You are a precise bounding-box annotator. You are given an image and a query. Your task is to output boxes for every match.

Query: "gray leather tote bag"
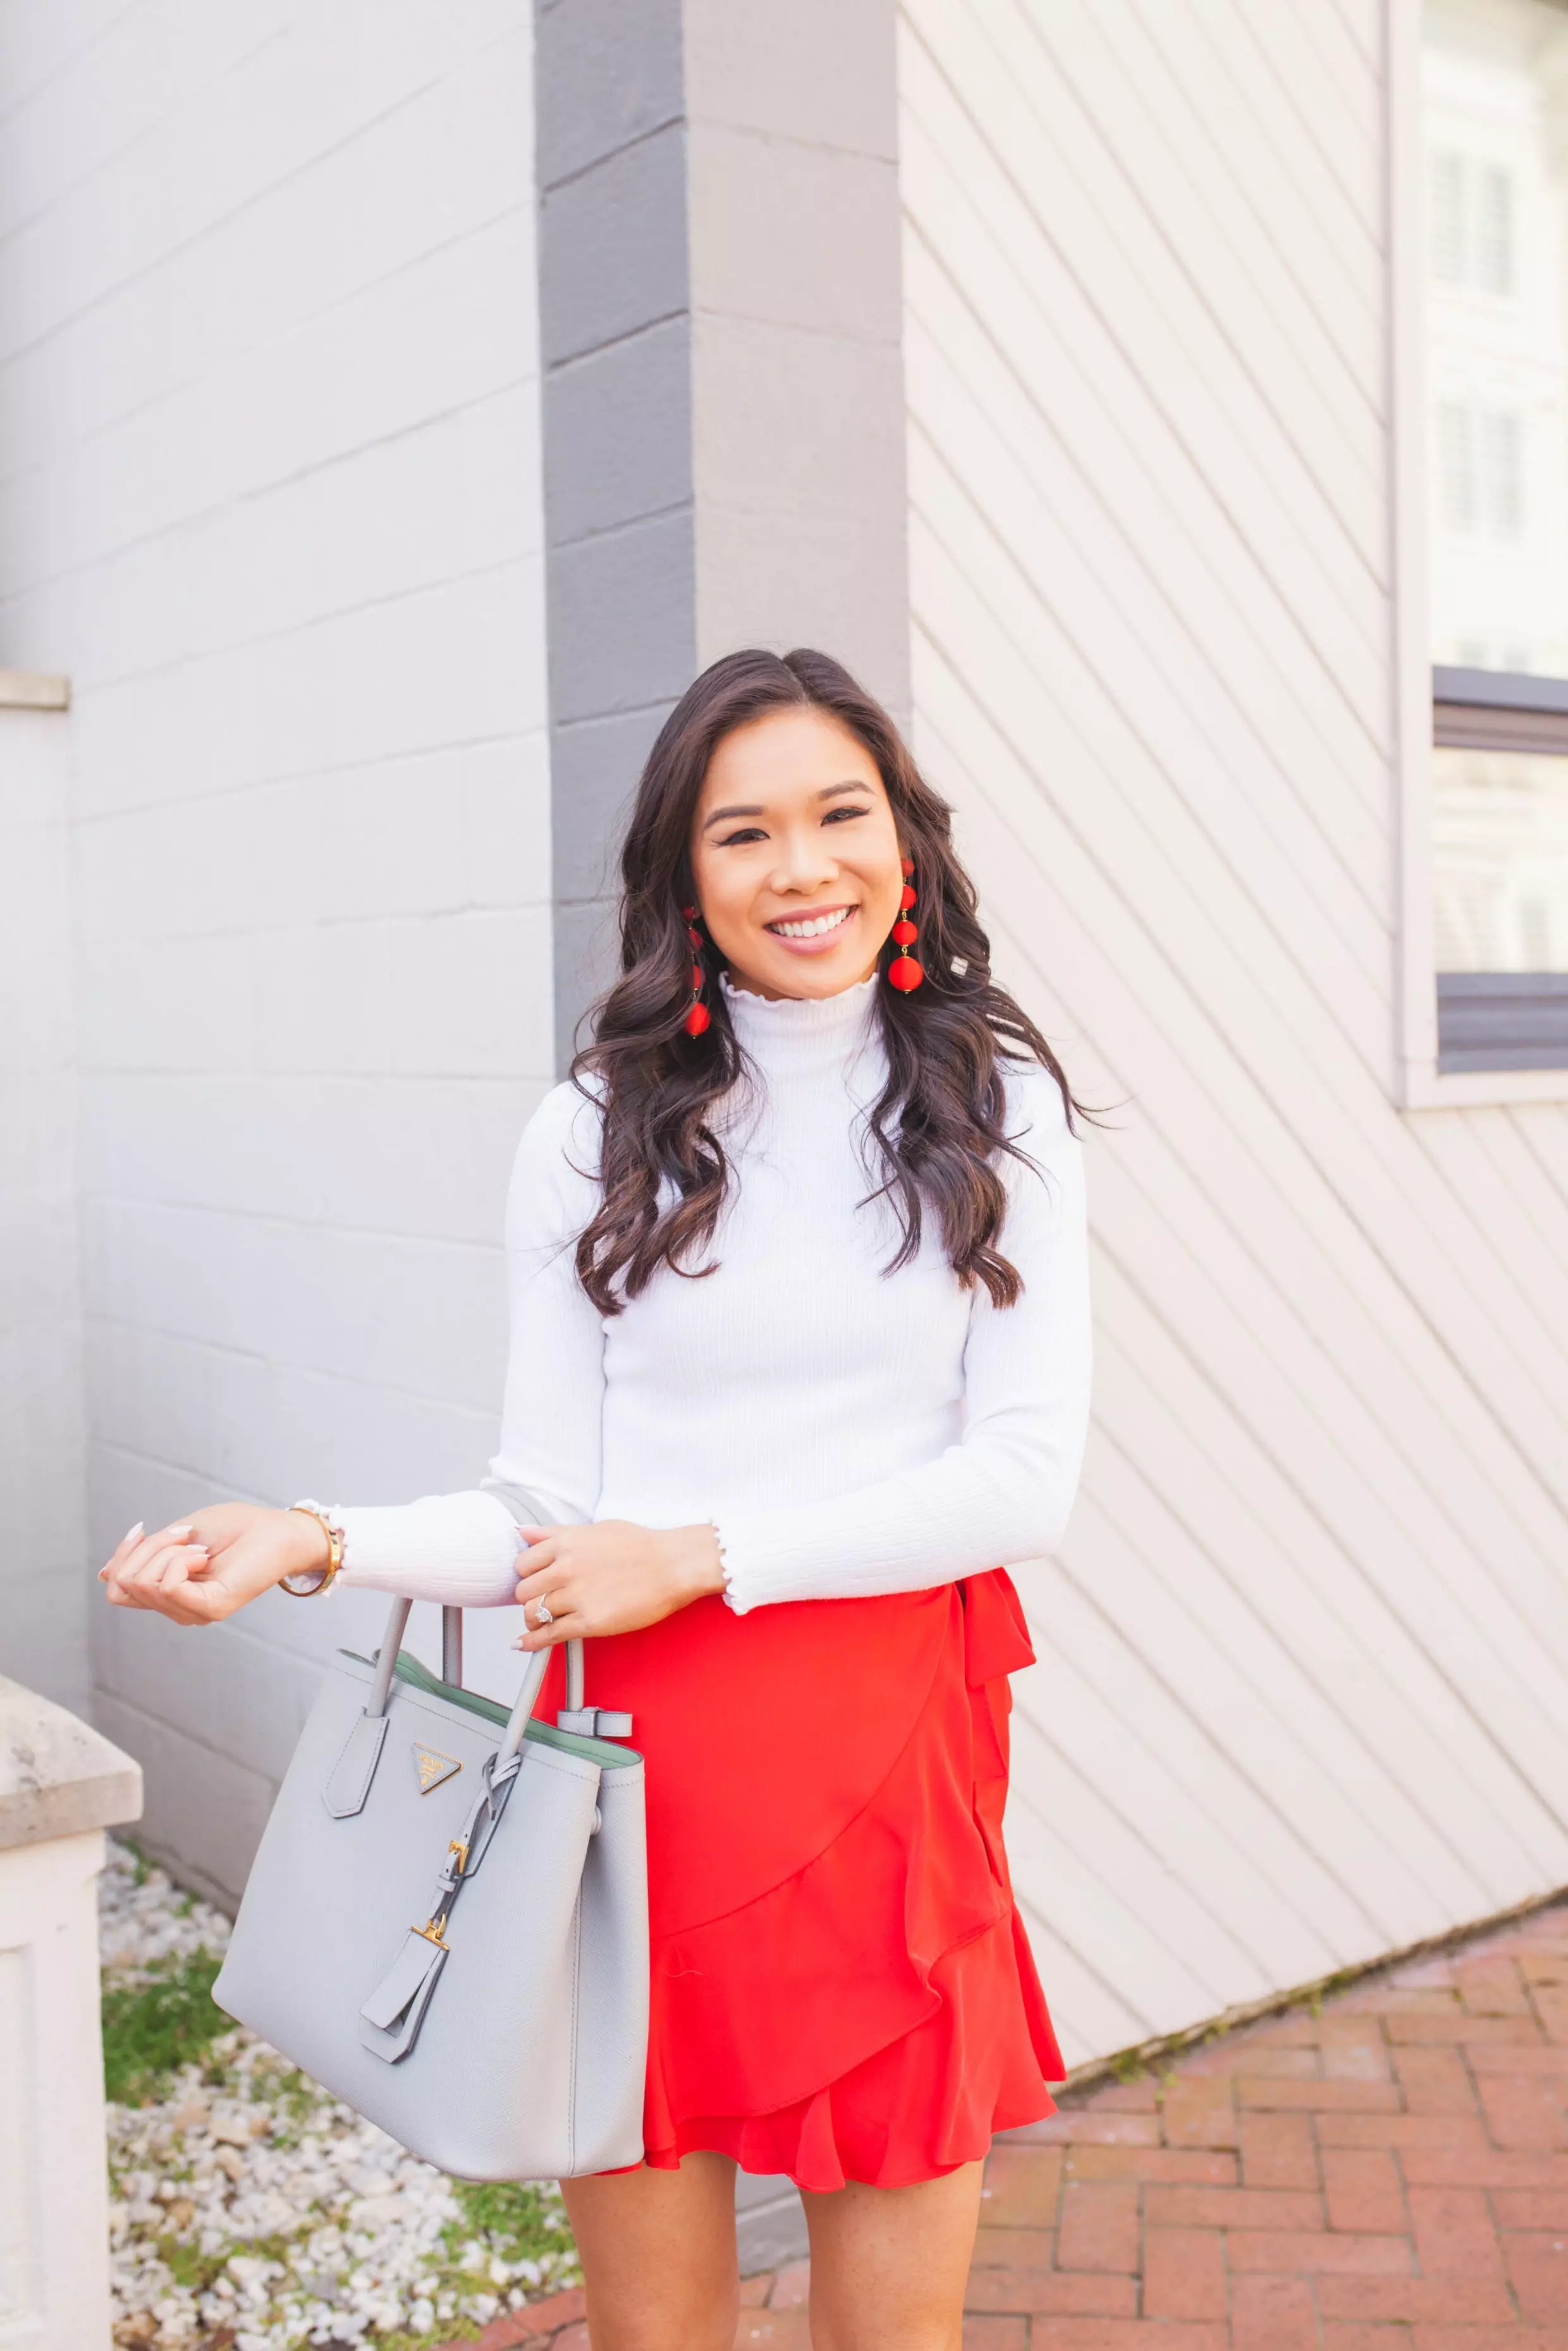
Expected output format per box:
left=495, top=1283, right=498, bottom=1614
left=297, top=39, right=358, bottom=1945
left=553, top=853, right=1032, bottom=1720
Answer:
left=212, top=1598, right=648, bottom=2181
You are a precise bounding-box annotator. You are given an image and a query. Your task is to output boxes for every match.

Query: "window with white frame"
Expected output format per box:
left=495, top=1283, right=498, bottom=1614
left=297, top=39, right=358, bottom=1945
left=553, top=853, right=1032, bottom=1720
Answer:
left=1424, top=0, right=1568, bottom=1070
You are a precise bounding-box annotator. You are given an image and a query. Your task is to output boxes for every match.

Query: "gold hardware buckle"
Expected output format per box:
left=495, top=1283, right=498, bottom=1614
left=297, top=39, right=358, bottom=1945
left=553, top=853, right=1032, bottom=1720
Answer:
left=412, top=1839, right=472, bottom=1948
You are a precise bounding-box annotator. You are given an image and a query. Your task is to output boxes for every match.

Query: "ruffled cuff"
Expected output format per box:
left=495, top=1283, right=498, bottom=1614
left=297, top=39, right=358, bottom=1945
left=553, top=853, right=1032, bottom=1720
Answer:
left=709, top=1519, right=733, bottom=1600
left=713, top=1517, right=752, bottom=1612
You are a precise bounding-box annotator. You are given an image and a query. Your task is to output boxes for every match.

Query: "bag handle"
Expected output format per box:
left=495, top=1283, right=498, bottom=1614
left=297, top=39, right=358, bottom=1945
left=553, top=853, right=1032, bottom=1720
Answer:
left=365, top=1595, right=589, bottom=1734
left=368, top=1598, right=412, bottom=1716
left=499, top=1645, right=553, bottom=1764
left=360, top=1485, right=633, bottom=1738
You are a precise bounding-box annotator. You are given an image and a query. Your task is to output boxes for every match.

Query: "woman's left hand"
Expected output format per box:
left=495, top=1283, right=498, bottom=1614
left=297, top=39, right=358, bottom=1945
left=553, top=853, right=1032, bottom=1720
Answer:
left=511, top=1519, right=726, bottom=1649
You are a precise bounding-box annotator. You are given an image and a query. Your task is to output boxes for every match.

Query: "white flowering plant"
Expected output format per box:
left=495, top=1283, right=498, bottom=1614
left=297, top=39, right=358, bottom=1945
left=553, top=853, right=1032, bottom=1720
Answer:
left=102, top=1842, right=580, bottom=2351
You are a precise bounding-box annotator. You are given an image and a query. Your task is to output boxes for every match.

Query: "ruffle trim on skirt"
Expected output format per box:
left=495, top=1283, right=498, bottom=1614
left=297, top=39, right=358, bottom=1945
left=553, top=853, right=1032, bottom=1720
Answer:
left=636, top=1576, right=1065, bottom=2190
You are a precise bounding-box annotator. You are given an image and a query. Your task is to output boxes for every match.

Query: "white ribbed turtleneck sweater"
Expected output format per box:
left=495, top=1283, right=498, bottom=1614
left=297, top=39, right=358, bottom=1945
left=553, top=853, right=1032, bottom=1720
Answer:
left=334, top=970, right=1091, bottom=1614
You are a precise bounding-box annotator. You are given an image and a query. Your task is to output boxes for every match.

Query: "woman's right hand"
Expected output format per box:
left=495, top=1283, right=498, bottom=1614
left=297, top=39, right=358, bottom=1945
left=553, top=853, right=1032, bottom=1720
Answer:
left=98, top=1504, right=331, bottom=1628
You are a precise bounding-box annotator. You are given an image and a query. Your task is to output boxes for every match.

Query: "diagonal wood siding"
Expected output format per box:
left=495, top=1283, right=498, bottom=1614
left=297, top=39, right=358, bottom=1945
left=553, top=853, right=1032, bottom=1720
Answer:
left=900, top=0, right=1568, bottom=2065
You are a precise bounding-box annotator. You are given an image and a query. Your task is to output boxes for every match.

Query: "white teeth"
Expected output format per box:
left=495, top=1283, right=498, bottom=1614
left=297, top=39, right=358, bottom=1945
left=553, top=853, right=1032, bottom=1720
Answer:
left=769, top=906, right=852, bottom=940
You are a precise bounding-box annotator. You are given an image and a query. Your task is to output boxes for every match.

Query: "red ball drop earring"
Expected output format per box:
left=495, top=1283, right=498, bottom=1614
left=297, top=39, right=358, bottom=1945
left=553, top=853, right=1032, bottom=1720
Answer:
left=887, top=857, right=924, bottom=991
left=681, top=903, right=711, bottom=1035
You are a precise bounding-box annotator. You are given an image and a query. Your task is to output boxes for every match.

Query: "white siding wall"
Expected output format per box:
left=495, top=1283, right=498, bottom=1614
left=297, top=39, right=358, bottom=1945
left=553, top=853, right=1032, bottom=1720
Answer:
left=0, top=2, right=551, bottom=1903
left=0, top=693, right=86, bottom=1717
left=901, top=0, right=1568, bottom=2066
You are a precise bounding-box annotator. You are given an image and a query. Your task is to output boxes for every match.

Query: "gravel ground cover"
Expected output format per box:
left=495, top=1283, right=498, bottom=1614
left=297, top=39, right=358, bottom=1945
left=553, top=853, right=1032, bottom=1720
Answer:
left=102, top=1839, right=580, bottom=2351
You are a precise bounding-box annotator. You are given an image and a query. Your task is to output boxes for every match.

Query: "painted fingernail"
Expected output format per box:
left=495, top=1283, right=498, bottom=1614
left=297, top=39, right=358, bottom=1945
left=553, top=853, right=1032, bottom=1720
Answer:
left=123, top=1521, right=144, bottom=1546
left=168, top=1525, right=193, bottom=1539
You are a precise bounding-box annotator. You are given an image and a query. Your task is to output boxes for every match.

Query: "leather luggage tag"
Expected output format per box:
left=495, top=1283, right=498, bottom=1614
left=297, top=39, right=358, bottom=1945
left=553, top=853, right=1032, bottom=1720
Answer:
left=360, top=1928, right=449, bottom=2062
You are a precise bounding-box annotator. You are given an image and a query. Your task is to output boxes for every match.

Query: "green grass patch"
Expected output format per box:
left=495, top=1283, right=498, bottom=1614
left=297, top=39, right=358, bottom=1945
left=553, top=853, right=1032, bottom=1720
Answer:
left=114, top=1835, right=154, bottom=1887
left=405, top=2183, right=579, bottom=2347
left=443, top=2179, right=577, bottom=2268
left=156, top=2236, right=233, bottom=2293
left=102, top=1948, right=227, bottom=2105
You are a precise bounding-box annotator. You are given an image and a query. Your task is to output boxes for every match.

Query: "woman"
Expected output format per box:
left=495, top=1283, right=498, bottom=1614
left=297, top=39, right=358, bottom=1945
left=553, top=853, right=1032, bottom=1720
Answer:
left=100, top=648, right=1093, bottom=2351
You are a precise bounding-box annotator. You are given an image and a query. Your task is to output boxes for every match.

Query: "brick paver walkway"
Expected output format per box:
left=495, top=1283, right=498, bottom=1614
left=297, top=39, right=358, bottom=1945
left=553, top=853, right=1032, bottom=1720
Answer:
left=443, top=1896, right=1568, bottom=2347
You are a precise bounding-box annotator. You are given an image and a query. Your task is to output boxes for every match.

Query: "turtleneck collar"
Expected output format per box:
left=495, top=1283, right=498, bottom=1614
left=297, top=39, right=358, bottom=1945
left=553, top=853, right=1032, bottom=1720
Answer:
left=720, top=967, right=882, bottom=1081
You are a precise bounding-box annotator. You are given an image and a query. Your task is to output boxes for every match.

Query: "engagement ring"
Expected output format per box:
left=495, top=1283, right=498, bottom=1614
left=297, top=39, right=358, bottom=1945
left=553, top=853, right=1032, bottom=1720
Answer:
left=533, top=1597, right=554, bottom=1626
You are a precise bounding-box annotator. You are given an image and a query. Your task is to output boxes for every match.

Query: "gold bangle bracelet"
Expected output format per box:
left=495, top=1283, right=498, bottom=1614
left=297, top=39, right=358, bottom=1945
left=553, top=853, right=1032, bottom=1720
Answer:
left=280, top=1504, right=344, bottom=1598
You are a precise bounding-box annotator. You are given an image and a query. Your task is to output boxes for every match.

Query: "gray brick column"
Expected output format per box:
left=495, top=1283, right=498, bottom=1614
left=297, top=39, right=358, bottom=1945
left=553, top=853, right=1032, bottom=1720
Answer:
left=535, top=0, right=910, bottom=1071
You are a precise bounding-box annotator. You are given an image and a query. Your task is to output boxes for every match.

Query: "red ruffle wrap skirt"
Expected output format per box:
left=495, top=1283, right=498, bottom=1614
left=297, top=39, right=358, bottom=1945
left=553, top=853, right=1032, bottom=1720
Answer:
left=544, top=1568, right=1063, bottom=2190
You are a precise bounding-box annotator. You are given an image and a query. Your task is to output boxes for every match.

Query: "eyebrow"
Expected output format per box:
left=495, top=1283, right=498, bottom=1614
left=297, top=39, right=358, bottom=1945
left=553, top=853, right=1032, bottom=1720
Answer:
left=701, top=779, right=876, bottom=832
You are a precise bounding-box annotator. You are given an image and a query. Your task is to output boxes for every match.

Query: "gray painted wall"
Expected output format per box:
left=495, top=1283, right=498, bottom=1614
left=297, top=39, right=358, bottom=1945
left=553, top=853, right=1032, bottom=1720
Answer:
left=0, top=692, right=86, bottom=1720
left=536, top=0, right=910, bottom=1069
left=0, top=4, right=554, bottom=1906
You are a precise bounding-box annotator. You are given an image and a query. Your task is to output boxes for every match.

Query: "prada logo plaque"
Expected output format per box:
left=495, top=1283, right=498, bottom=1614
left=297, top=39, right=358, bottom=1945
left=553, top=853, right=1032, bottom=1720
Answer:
left=412, top=1742, right=462, bottom=1795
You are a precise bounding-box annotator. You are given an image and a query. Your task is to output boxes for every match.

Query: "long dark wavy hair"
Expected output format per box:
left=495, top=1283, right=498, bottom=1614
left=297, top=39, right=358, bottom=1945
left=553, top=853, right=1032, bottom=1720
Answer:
left=569, top=648, right=1086, bottom=1317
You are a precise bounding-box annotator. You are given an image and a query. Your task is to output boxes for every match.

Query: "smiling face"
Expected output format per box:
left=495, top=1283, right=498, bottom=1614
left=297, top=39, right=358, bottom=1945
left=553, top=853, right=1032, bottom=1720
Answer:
left=688, top=705, right=906, bottom=1002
